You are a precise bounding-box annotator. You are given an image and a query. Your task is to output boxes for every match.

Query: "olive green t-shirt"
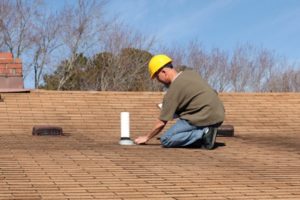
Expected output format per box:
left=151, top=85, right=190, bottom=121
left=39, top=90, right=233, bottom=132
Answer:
left=159, top=70, right=225, bottom=127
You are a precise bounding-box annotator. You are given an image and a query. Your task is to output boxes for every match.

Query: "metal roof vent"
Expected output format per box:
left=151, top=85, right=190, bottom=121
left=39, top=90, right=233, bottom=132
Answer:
left=217, top=125, right=234, bottom=137
left=32, top=125, right=63, bottom=136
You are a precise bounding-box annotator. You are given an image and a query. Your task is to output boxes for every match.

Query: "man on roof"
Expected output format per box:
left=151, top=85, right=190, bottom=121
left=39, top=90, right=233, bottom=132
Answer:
left=134, top=54, right=225, bottom=149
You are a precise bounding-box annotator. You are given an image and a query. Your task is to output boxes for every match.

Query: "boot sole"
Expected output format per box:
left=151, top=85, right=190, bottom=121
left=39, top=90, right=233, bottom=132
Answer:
left=203, top=128, right=217, bottom=150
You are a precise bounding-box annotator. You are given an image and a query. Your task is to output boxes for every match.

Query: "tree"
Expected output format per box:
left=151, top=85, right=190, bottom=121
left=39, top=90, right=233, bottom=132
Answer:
left=0, top=0, right=36, bottom=58
left=30, top=11, right=62, bottom=88
left=97, top=20, right=157, bottom=91
left=263, top=64, right=300, bottom=92
left=42, top=53, right=88, bottom=90
left=208, top=48, right=230, bottom=92
left=229, top=45, right=254, bottom=91
left=42, top=49, right=158, bottom=91
left=118, top=48, right=153, bottom=91
left=87, top=52, right=114, bottom=91
left=56, top=0, right=107, bottom=90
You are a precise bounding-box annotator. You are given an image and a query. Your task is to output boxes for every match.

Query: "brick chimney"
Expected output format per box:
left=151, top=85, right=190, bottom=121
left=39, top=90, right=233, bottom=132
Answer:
left=0, top=52, right=24, bottom=89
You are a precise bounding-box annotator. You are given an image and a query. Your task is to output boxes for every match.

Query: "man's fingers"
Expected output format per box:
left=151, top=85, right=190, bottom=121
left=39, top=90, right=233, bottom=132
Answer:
left=134, top=137, right=147, bottom=145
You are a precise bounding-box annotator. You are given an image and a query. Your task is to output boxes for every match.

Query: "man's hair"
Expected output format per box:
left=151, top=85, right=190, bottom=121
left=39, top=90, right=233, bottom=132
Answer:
left=155, top=62, right=173, bottom=77
left=163, top=62, right=173, bottom=69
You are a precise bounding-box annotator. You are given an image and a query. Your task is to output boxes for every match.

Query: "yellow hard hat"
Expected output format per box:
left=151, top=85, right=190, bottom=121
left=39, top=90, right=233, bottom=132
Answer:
left=148, top=54, right=172, bottom=79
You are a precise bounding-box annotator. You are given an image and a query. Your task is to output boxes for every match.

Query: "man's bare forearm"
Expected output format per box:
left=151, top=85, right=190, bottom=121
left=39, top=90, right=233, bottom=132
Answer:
left=135, top=119, right=167, bottom=144
left=146, top=119, right=166, bottom=140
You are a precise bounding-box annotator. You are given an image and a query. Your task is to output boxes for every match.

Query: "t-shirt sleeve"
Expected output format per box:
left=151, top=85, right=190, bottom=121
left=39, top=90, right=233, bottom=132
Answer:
left=159, top=91, right=178, bottom=121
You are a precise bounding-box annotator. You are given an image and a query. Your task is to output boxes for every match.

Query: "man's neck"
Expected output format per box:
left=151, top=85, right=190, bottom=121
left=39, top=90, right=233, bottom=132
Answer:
left=171, top=71, right=182, bottom=82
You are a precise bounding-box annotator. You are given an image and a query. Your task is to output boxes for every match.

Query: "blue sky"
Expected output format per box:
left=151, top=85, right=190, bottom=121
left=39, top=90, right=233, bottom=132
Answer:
left=105, top=0, right=300, bottom=62
left=24, top=0, right=299, bottom=88
left=43, top=0, right=300, bottom=61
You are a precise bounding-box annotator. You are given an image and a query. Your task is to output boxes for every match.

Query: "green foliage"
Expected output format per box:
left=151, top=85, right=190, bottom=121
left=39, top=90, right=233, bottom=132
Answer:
left=41, top=49, right=162, bottom=91
left=41, top=53, right=88, bottom=90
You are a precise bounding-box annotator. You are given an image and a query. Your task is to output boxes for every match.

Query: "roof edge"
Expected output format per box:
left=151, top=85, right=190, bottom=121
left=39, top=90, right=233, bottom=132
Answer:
left=0, top=89, right=31, bottom=93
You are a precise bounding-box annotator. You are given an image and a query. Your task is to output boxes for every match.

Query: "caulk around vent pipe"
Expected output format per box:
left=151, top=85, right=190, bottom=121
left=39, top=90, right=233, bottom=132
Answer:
left=119, top=112, right=134, bottom=145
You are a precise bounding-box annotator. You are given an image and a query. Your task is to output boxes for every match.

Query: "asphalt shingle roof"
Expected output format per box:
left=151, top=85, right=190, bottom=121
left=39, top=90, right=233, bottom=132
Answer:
left=0, top=90, right=299, bottom=200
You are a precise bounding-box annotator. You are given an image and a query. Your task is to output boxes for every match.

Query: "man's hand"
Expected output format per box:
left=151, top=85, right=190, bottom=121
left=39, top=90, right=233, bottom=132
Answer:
left=135, top=119, right=167, bottom=145
left=134, top=136, right=149, bottom=145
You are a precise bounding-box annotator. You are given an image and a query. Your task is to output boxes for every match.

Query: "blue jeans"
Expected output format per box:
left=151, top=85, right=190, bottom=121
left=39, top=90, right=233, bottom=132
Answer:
left=160, top=119, right=206, bottom=148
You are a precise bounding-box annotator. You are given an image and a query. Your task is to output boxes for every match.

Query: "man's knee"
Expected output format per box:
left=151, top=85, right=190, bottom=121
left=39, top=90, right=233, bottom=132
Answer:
left=160, top=135, right=171, bottom=147
left=160, top=134, right=184, bottom=148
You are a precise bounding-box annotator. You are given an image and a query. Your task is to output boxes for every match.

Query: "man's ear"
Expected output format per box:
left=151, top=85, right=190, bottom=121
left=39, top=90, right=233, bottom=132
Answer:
left=160, top=69, right=166, bottom=76
left=161, top=68, right=169, bottom=75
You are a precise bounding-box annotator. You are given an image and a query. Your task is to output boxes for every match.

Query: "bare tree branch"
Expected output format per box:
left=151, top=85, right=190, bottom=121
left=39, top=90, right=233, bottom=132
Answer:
left=57, top=0, right=107, bottom=90
left=0, top=0, right=35, bottom=58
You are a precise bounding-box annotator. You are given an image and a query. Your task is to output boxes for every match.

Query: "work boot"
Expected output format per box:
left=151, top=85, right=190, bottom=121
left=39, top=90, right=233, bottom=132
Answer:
left=202, top=127, right=218, bottom=150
